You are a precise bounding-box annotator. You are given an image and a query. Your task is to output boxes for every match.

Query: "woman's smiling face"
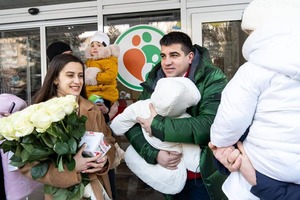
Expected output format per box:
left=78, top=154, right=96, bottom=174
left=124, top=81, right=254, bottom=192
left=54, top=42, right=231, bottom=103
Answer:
left=55, top=61, right=84, bottom=97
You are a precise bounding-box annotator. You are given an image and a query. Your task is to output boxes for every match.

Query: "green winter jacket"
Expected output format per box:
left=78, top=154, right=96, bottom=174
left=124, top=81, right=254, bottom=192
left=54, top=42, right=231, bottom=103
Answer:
left=125, top=44, right=228, bottom=200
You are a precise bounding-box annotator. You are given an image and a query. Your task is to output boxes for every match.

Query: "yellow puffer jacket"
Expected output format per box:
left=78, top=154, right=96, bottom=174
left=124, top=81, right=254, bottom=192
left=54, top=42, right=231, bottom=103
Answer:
left=85, top=44, right=119, bottom=103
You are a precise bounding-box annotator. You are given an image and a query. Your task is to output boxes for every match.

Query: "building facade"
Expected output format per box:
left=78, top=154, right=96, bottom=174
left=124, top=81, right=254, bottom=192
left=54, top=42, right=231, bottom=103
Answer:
left=0, top=0, right=250, bottom=103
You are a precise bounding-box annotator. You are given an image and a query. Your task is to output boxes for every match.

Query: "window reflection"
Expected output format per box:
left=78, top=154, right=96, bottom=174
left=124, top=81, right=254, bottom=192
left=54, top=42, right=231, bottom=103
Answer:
left=202, top=21, right=248, bottom=80
left=0, top=30, right=41, bottom=104
left=46, top=23, right=98, bottom=62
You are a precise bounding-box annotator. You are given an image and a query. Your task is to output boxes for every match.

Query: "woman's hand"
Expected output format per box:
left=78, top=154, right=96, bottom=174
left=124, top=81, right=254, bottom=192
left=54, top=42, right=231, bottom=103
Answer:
left=0, top=111, right=10, bottom=118
left=74, top=144, right=108, bottom=173
left=156, top=150, right=182, bottom=170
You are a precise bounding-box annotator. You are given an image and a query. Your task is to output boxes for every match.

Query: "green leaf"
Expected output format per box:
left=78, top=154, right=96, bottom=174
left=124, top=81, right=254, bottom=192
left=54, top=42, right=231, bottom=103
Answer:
left=52, top=188, right=71, bottom=200
left=66, top=112, right=78, bottom=124
left=29, top=150, right=54, bottom=162
left=9, top=154, right=26, bottom=167
left=58, top=156, right=64, bottom=172
left=78, top=115, right=88, bottom=123
left=68, top=138, right=77, bottom=154
left=72, top=128, right=85, bottom=140
left=31, top=162, right=49, bottom=180
left=47, top=124, right=68, bottom=141
left=44, top=184, right=59, bottom=194
left=68, top=183, right=85, bottom=200
left=21, top=143, right=35, bottom=153
left=21, top=143, right=54, bottom=162
left=20, top=148, right=31, bottom=162
left=53, top=142, right=69, bottom=155
left=0, top=140, right=17, bottom=153
left=21, top=134, right=36, bottom=144
left=66, top=158, right=75, bottom=171
left=41, top=133, right=55, bottom=148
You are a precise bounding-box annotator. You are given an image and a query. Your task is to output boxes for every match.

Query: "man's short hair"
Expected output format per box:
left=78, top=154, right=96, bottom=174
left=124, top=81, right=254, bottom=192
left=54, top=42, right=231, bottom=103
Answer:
left=160, top=31, right=194, bottom=55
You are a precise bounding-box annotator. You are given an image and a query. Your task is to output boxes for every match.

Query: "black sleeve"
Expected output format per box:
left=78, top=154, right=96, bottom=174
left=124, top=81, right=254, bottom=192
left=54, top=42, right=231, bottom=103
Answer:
left=0, top=153, right=6, bottom=199
left=251, top=171, right=300, bottom=200
left=213, top=157, right=231, bottom=175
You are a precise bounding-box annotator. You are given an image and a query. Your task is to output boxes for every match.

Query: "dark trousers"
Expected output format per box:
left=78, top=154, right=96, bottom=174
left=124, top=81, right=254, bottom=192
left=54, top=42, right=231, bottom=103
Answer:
left=108, top=169, right=117, bottom=199
left=173, top=178, right=210, bottom=200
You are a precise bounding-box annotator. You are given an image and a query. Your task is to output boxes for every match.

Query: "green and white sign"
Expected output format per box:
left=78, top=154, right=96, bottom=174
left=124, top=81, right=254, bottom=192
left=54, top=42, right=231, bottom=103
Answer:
left=115, top=25, right=164, bottom=91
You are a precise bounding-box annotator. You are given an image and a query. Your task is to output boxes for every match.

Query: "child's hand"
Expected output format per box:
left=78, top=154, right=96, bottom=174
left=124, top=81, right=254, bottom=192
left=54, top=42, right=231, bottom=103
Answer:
left=237, top=142, right=257, bottom=186
left=108, top=102, right=119, bottom=120
left=96, top=103, right=109, bottom=114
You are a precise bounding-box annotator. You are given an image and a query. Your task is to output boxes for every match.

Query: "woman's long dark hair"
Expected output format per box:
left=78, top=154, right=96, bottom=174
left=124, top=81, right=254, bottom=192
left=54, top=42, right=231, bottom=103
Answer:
left=33, top=54, right=88, bottom=104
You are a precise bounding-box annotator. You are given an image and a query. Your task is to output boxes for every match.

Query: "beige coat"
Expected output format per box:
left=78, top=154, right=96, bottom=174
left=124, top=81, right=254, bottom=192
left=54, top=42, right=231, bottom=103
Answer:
left=20, top=96, right=116, bottom=200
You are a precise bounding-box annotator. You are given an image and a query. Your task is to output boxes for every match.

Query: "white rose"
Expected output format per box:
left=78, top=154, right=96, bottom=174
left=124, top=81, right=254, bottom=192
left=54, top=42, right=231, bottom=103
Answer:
left=30, top=107, right=52, bottom=133
left=60, top=95, right=78, bottom=115
left=43, top=103, right=66, bottom=122
left=19, top=104, right=40, bottom=120
left=0, top=117, right=18, bottom=141
left=12, top=112, right=35, bottom=138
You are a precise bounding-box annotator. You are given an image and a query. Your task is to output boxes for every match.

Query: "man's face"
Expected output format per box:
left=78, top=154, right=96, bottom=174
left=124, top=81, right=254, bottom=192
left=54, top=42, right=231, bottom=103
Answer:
left=160, top=44, right=194, bottom=77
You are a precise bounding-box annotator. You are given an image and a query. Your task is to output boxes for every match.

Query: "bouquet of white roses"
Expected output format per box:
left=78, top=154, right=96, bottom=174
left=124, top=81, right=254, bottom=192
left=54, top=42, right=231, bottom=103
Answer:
left=0, top=95, right=89, bottom=199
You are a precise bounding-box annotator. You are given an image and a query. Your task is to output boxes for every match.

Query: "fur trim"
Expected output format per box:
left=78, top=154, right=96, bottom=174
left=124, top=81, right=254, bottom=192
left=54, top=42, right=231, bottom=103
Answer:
left=85, top=44, right=120, bottom=60
left=85, top=67, right=101, bottom=86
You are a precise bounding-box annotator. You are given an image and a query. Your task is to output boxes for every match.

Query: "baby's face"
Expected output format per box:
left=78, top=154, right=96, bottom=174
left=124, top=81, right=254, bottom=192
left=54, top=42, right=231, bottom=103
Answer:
left=90, top=41, right=104, bottom=56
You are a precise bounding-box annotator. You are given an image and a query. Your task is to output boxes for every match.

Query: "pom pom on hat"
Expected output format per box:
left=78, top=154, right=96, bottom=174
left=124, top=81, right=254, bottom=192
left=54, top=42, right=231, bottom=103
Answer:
left=90, top=31, right=110, bottom=46
left=46, top=41, right=72, bottom=61
left=241, top=0, right=300, bottom=32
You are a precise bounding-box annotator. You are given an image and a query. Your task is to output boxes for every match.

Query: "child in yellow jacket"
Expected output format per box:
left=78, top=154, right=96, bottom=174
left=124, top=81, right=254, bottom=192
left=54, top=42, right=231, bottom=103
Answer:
left=85, top=31, right=120, bottom=112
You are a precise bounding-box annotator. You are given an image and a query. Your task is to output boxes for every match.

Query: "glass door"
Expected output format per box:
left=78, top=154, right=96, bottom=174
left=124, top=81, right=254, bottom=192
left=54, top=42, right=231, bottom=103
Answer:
left=0, top=29, right=40, bottom=104
left=46, top=23, right=98, bottom=62
left=191, top=9, right=248, bottom=80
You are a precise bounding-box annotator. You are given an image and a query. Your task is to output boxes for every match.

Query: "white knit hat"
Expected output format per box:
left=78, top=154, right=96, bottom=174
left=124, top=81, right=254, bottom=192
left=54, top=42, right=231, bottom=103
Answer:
left=90, top=31, right=110, bottom=46
left=242, top=0, right=300, bottom=32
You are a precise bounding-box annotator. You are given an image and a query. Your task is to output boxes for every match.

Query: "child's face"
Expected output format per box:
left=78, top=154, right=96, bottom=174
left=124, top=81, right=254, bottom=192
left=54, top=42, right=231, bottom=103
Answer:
left=90, top=41, right=104, bottom=57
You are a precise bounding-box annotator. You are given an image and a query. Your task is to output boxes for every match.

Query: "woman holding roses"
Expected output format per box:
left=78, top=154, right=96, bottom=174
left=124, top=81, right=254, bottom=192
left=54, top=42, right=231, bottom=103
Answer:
left=20, top=54, right=116, bottom=200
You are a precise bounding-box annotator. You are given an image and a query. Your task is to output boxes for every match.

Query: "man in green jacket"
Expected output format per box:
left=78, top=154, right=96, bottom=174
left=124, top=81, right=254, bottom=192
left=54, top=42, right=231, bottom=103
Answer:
left=125, top=31, right=228, bottom=200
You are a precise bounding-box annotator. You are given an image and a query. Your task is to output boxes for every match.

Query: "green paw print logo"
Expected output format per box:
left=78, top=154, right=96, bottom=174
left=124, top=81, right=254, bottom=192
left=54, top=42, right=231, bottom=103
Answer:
left=116, top=25, right=164, bottom=91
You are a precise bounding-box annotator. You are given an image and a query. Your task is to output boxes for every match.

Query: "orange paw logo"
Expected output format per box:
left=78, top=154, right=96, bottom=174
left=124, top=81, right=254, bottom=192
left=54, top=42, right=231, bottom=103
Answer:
left=115, top=25, right=164, bottom=91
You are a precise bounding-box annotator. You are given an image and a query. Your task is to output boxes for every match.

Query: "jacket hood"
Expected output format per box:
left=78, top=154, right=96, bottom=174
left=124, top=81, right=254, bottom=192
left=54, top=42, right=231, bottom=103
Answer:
left=242, top=16, right=300, bottom=81
left=150, top=77, right=201, bottom=118
left=85, top=44, right=120, bottom=60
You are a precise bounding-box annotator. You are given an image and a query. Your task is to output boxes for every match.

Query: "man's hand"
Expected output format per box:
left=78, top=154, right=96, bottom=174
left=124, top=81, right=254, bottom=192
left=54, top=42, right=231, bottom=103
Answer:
left=136, top=103, right=157, bottom=135
left=208, top=142, right=241, bottom=172
left=156, top=150, right=182, bottom=170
